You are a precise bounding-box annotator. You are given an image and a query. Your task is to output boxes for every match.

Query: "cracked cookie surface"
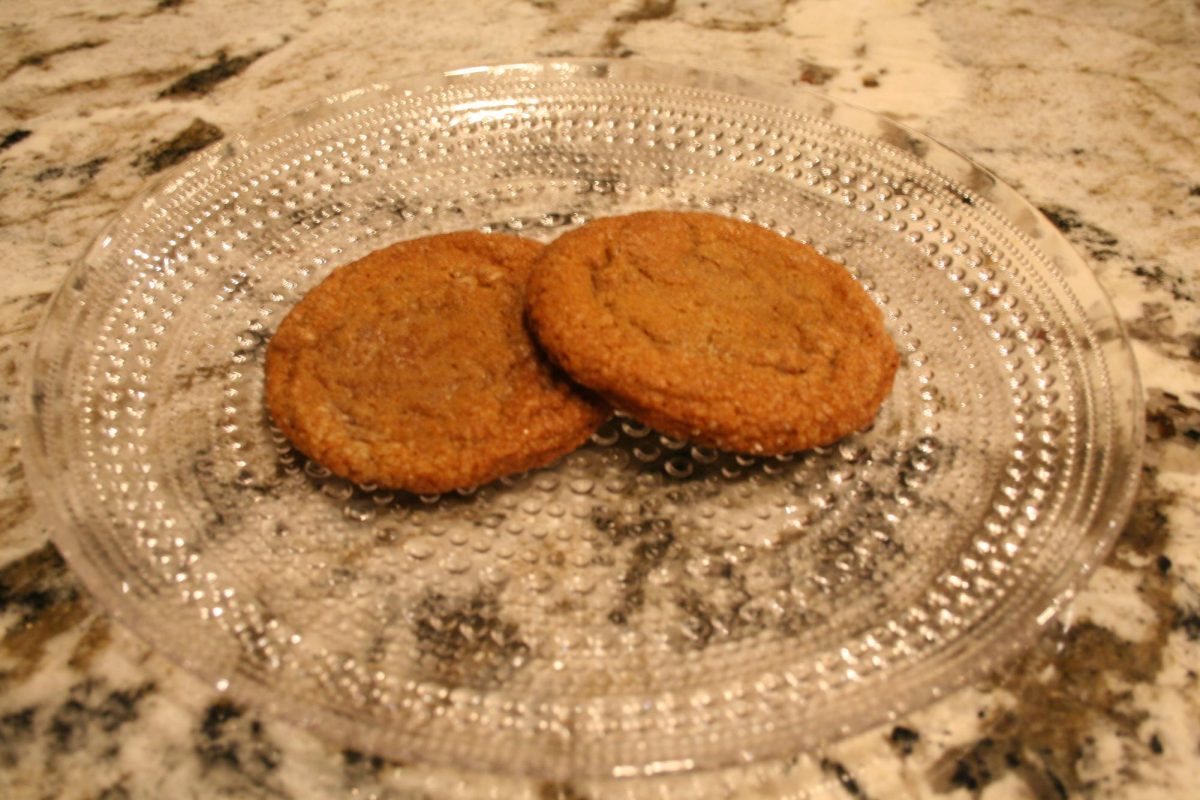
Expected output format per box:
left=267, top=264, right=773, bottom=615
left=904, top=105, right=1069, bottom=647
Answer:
left=265, top=231, right=608, bottom=493
left=527, top=211, right=898, bottom=453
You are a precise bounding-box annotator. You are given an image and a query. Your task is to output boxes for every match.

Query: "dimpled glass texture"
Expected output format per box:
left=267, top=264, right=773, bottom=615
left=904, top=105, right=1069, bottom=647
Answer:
left=24, top=61, right=1142, bottom=779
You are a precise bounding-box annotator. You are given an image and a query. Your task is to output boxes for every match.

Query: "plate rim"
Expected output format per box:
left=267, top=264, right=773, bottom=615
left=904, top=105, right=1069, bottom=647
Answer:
left=21, top=57, right=1145, bottom=779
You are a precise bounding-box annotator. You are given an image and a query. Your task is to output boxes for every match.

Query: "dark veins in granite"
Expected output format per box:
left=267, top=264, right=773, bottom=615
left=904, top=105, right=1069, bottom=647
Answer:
left=599, top=0, right=677, bottom=58
left=0, top=707, right=34, bottom=768
left=159, top=48, right=272, bottom=99
left=926, top=389, right=1200, bottom=798
left=1, top=292, right=52, bottom=533
left=5, top=39, right=107, bottom=79
left=1131, top=263, right=1195, bottom=303
left=1041, top=203, right=1194, bottom=301
left=889, top=724, right=921, bottom=757
left=33, top=156, right=107, bottom=183
left=0, top=544, right=160, bottom=785
left=589, top=0, right=797, bottom=57
left=136, top=117, right=224, bottom=174
left=1125, top=301, right=1200, bottom=362
left=821, top=757, right=872, bottom=799
left=341, top=747, right=389, bottom=783
left=0, top=129, right=32, bottom=151
left=0, top=675, right=154, bottom=779
left=1039, top=204, right=1121, bottom=262
left=0, top=544, right=90, bottom=691
left=798, top=60, right=838, bottom=86
left=197, top=700, right=281, bottom=778
left=49, top=679, right=157, bottom=755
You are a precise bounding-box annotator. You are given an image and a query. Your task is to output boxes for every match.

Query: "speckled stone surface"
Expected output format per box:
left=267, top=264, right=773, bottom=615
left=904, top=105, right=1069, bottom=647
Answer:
left=1, top=1, right=1197, bottom=798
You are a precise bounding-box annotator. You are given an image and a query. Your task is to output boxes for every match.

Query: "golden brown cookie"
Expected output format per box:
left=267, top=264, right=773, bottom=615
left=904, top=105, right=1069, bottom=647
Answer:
left=526, top=211, right=898, bottom=454
left=265, top=231, right=608, bottom=494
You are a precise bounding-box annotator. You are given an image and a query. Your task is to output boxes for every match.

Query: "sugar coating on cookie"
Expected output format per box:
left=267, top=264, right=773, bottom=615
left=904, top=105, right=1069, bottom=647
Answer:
left=526, top=211, right=898, bottom=454
left=265, top=231, right=608, bottom=494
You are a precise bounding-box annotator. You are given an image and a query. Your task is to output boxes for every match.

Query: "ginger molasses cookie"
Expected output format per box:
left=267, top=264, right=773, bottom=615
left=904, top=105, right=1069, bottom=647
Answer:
left=265, top=232, right=608, bottom=494
left=526, top=211, right=898, bottom=454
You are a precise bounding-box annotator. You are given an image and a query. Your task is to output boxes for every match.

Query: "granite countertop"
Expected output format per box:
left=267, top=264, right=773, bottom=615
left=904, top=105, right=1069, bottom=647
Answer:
left=2, top=1, right=1198, bottom=797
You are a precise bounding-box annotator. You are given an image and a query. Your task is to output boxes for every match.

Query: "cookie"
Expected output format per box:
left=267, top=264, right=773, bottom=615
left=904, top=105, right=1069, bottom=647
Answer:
left=265, top=231, right=609, bottom=494
left=526, top=211, right=898, bottom=454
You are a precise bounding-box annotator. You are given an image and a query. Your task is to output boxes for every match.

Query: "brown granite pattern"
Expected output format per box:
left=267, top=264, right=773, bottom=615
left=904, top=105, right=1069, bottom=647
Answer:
left=1, top=0, right=1197, bottom=797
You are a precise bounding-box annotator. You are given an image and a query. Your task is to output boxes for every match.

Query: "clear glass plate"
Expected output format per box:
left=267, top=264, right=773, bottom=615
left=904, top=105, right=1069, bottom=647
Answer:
left=23, top=60, right=1142, bottom=779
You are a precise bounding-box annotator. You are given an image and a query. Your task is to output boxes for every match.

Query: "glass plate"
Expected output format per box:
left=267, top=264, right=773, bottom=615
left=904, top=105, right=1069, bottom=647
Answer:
left=23, top=60, right=1142, bottom=779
